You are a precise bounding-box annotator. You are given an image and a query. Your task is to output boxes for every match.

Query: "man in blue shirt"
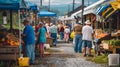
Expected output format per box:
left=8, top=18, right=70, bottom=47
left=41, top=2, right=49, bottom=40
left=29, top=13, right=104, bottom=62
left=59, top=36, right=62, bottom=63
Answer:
left=22, top=20, right=35, bottom=64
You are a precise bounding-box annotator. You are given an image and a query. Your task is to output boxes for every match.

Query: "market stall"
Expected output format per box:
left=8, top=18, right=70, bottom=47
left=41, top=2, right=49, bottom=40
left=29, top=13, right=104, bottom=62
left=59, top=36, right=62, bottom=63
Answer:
left=37, top=10, right=57, bottom=46
left=0, top=0, right=26, bottom=63
left=95, top=0, right=120, bottom=54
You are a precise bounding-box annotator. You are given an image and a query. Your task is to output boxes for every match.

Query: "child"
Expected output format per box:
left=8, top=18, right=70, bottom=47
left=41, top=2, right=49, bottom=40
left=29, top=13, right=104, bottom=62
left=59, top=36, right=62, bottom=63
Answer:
left=64, top=26, right=70, bottom=42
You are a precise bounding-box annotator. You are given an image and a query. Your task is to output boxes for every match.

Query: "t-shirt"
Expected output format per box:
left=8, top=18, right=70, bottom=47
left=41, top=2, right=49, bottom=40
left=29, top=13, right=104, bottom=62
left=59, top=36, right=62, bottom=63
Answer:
left=38, top=27, right=46, bottom=43
left=23, top=25, right=35, bottom=45
left=64, top=28, right=70, bottom=33
left=82, top=25, right=93, bottom=41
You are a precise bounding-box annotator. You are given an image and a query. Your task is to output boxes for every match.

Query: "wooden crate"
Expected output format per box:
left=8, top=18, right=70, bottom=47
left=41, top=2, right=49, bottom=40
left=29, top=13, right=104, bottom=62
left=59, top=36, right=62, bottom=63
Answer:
left=46, top=37, right=53, bottom=46
left=0, top=46, right=20, bottom=61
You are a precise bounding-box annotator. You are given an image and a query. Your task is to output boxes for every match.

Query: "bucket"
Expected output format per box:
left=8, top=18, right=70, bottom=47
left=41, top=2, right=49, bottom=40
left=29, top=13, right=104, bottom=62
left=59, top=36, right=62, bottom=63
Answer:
left=108, top=54, right=119, bottom=66
left=18, top=57, right=29, bottom=67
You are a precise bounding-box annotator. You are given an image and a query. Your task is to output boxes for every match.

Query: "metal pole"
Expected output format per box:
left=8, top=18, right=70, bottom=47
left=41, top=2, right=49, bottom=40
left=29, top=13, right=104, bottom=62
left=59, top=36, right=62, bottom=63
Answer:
left=73, top=0, right=75, bottom=12
left=49, top=0, right=50, bottom=11
left=82, top=0, right=84, bottom=24
left=41, top=0, right=42, bottom=6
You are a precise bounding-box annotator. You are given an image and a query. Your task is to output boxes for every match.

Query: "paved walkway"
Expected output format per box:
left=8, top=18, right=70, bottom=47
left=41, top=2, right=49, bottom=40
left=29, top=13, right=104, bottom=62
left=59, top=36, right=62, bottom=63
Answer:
left=30, top=42, right=108, bottom=67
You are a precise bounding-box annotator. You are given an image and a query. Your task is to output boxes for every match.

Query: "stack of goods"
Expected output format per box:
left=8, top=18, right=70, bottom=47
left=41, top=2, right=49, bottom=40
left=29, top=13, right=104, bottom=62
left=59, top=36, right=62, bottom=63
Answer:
left=102, top=39, right=120, bottom=49
left=111, top=30, right=120, bottom=37
left=94, top=29, right=108, bottom=39
left=7, top=33, right=20, bottom=46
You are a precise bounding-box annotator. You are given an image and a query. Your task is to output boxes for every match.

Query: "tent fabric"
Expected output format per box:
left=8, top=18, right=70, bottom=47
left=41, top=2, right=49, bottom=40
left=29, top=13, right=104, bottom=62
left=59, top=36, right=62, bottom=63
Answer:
left=96, top=4, right=111, bottom=15
left=96, top=0, right=120, bottom=19
left=38, top=11, right=56, bottom=17
left=25, top=1, right=38, bottom=11
left=0, top=0, right=26, bottom=10
left=71, top=0, right=106, bottom=18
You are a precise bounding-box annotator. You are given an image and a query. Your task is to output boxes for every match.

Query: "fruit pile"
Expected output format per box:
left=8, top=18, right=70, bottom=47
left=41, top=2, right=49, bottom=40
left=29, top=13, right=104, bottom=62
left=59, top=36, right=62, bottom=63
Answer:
left=7, top=33, right=20, bottom=46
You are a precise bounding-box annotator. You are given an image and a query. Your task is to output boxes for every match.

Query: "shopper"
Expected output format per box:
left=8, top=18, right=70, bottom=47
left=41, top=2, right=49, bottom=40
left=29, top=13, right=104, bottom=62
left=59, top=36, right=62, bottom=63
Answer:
left=49, top=23, right=58, bottom=46
left=73, top=22, right=82, bottom=53
left=82, top=20, right=94, bottom=57
left=64, top=26, right=70, bottom=42
left=37, top=22, right=47, bottom=57
left=22, top=20, right=35, bottom=64
left=59, top=23, right=64, bottom=40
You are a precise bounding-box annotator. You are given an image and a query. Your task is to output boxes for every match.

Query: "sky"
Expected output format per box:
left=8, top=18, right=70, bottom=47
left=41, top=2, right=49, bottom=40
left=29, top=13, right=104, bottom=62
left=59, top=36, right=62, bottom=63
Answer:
left=26, top=0, right=98, bottom=6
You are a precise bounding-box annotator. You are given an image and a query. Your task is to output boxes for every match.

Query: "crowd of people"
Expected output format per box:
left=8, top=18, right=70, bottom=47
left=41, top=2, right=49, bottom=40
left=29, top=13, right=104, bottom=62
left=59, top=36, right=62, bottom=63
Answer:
left=21, top=18, right=94, bottom=65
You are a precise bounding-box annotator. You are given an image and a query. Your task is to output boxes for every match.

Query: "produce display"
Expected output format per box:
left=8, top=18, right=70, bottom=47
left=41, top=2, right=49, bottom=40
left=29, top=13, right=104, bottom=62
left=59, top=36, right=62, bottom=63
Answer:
left=7, top=33, right=20, bottom=46
left=94, top=29, right=108, bottom=39
left=111, top=30, right=120, bottom=37
left=102, top=39, right=120, bottom=46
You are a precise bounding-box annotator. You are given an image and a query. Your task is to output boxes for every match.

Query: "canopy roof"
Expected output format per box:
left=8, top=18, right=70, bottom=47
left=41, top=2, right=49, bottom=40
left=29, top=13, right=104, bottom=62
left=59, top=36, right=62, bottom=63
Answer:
left=71, top=0, right=114, bottom=18
left=96, top=0, right=120, bottom=19
left=38, top=11, right=56, bottom=17
left=0, top=0, right=26, bottom=10
left=25, top=1, right=38, bottom=11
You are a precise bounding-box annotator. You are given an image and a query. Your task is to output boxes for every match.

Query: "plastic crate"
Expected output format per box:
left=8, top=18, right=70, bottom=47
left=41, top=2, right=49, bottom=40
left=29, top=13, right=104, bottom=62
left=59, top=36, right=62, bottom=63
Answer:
left=18, top=57, right=29, bottom=67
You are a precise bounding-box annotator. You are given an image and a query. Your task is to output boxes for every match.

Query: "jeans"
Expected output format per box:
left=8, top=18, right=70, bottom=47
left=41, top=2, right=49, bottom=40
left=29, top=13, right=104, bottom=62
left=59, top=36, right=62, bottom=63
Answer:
left=25, top=44, right=35, bottom=63
left=51, top=33, right=57, bottom=46
left=74, top=34, right=82, bottom=53
left=60, top=32, right=64, bottom=40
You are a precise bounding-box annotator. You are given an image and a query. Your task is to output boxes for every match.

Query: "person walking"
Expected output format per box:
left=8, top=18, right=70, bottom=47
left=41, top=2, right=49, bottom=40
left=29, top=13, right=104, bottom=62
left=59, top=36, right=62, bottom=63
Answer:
left=59, top=23, right=64, bottom=40
left=37, top=22, right=47, bottom=57
left=49, top=23, right=58, bottom=46
left=73, top=22, right=82, bottom=53
left=22, top=20, right=35, bottom=64
left=64, top=26, right=70, bottom=42
left=82, top=20, right=94, bottom=57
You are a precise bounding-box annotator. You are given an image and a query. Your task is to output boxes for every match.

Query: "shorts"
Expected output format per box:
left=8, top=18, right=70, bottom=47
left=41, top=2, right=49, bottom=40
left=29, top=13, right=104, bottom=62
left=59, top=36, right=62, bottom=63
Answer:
left=39, top=43, right=44, bottom=49
left=82, top=40, right=92, bottom=48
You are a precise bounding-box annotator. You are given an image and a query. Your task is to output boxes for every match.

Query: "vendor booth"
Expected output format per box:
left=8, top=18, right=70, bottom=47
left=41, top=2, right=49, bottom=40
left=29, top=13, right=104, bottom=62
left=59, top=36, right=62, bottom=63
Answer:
left=0, top=0, right=27, bottom=65
left=37, top=10, right=57, bottom=46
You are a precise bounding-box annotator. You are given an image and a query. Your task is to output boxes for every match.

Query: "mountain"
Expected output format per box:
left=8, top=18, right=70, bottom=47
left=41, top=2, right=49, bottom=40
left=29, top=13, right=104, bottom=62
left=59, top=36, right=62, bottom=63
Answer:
left=49, top=0, right=98, bottom=16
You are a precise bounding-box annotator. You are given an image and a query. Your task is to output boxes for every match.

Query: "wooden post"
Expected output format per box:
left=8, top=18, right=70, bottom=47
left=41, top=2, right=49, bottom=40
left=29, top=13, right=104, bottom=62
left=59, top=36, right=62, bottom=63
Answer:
left=82, top=0, right=84, bottom=24
left=10, top=10, right=13, bottom=32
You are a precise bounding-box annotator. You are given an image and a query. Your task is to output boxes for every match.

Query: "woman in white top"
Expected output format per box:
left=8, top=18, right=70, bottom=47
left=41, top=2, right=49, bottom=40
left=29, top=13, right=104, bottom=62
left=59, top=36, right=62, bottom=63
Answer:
left=64, top=26, right=70, bottom=42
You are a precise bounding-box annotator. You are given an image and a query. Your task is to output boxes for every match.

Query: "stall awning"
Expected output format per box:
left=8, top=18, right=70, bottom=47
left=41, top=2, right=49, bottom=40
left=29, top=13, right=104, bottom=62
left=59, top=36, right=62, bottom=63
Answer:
left=38, top=11, right=56, bottom=17
left=96, top=0, right=120, bottom=19
left=0, top=0, right=26, bottom=10
left=96, top=4, right=110, bottom=15
left=25, top=1, right=38, bottom=11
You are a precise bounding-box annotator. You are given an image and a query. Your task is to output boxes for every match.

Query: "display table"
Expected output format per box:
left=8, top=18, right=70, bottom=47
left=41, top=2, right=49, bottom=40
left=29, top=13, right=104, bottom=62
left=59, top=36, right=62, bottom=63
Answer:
left=102, top=43, right=120, bottom=54
left=0, top=46, right=20, bottom=61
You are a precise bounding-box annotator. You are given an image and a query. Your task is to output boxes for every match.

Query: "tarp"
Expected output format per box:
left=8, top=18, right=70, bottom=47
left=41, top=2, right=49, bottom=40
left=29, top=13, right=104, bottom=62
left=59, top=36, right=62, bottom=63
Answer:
left=38, top=11, right=56, bottom=17
left=96, top=0, right=120, bottom=19
left=0, top=0, right=26, bottom=10
left=25, top=1, right=38, bottom=11
left=71, top=0, right=106, bottom=18
left=96, top=4, right=111, bottom=15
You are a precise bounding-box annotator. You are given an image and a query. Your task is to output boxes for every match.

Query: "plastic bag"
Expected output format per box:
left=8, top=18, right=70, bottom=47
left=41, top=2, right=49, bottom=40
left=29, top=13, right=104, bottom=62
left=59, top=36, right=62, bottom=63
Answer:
left=70, top=31, right=75, bottom=39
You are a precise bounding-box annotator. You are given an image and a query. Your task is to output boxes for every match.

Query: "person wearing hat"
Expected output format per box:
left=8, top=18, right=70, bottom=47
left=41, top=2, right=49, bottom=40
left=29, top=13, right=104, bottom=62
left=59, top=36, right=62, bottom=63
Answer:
left=82, top=20, right=94, bottom=57
left=22, top=20, right=35, bottom=64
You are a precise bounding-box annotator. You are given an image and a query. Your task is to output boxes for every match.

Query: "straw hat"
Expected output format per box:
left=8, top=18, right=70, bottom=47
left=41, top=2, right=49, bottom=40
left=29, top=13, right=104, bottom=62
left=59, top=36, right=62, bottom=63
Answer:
left=85, top=20, right=91, bottom=24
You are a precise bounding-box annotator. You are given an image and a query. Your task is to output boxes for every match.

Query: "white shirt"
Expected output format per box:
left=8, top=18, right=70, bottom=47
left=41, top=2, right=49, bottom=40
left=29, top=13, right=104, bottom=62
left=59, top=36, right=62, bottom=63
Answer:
left=82, top=25, right=93, bottom=41
left=64, top=28, right=70, bottom=33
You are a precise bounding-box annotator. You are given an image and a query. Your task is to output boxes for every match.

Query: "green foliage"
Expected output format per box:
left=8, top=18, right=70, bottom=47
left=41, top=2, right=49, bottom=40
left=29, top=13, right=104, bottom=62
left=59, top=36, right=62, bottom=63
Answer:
left=103, top=39, right=120, bottom=46
left=87, top=54, right=108, bottom=64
